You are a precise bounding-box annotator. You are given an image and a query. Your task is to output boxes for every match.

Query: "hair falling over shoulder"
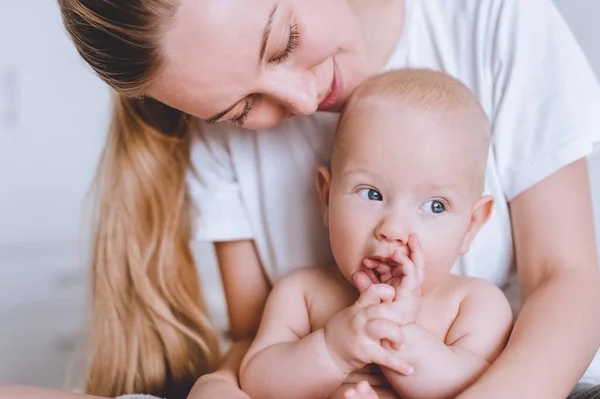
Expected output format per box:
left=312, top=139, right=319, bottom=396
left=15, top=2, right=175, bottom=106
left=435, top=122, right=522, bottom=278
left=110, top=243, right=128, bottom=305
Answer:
left=57, top=0, right=220, bottom=395
left=86, top=95, right=220, bottom=398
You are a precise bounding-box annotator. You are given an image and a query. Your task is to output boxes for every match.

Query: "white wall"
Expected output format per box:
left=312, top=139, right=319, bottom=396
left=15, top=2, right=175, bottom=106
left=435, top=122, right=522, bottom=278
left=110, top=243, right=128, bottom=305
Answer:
left=0, top=1, right=110, bottom=389
left=0, top=0, right=599, bottom=390
left=0, top=2, right=111, bottom=246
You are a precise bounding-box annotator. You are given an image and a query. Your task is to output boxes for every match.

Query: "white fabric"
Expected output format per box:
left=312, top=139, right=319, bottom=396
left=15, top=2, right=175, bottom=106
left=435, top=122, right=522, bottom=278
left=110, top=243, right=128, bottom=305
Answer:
left=189, top=0, right=600, bottom=383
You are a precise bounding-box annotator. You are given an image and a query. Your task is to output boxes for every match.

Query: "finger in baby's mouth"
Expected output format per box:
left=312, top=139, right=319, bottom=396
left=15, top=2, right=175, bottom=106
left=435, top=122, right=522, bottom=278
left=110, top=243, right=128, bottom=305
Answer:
left=362, top=257, right=404, bottom=284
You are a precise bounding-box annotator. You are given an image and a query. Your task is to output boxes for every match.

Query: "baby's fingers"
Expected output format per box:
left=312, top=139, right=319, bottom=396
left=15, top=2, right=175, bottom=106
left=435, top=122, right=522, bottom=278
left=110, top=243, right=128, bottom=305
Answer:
left=356, top=284, right=395, bottom=307
left=365, top=319, right=404, bottom=350
left=391, top=251, right=419, bottom=293
left=373, top=349, right=414, bottom=376
left=408, top=234, right=425, bottom=285
left=345, top=381, right=381, bottom=399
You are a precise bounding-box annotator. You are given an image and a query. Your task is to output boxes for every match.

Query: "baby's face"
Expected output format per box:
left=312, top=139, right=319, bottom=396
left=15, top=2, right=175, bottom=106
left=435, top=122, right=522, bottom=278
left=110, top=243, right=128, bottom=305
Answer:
left=319, top=102, right=492, bottom=294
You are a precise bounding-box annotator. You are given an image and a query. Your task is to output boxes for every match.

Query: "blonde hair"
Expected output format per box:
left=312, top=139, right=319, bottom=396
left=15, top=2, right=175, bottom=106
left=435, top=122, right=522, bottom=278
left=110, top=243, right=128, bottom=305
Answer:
left=58, top=1, right=220, bottom=397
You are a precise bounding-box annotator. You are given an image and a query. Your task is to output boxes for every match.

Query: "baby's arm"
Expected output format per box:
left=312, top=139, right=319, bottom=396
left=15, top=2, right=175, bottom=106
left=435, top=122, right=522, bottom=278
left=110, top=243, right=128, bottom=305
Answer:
left=383, top=280, right=513, bottom=399
left=239, top=269, right=348, bottom=399
left=241, top=269, right=410, bottom=399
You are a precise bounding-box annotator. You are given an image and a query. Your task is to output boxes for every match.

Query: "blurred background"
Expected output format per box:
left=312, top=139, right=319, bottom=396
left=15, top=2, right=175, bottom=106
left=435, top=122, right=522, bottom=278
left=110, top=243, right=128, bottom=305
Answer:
left=0, top=0, right=599, bottom=392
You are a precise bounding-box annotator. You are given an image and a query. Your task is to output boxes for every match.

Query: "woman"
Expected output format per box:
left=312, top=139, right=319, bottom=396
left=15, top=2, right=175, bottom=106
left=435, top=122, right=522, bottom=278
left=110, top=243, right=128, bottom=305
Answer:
left=2, top=0, right=600, bottom=398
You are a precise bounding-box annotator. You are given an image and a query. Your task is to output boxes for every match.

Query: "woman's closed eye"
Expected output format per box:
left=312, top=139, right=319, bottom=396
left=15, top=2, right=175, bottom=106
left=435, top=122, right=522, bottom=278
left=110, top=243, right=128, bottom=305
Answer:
left=270, top=23, right=299, bottom=64
left=230, top=98, right=252, bottom=126
left=229, top=23, right=300, bottom=126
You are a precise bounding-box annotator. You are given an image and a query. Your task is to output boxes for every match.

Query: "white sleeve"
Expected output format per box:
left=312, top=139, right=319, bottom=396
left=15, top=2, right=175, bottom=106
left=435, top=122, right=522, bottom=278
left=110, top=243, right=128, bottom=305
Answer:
left=490, top=0, right=600, bottom=201
left=188, top=121, right=253, bottom=242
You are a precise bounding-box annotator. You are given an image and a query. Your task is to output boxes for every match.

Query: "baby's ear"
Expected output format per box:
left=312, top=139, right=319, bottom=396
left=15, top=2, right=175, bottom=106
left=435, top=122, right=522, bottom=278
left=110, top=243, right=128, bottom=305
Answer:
left=459, top=195, right=494, bottom=255
left=315, top=166, right=332, bottom=226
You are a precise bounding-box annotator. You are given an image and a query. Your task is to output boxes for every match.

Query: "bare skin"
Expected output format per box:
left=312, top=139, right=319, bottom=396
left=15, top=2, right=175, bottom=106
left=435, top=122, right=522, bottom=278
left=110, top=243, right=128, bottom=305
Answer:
left=240, top=71, right=513, bottom=399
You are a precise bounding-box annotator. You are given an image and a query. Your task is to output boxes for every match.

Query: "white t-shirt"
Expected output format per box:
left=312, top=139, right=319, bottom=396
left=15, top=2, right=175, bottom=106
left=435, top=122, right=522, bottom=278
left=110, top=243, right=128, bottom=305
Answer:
left=189, top=0, right=600, bottom=383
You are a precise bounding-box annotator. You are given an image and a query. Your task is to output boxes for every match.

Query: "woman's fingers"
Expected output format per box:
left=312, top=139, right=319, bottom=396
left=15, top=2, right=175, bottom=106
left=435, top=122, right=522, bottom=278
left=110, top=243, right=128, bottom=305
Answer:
left=365, top=319, right=404, bottom=349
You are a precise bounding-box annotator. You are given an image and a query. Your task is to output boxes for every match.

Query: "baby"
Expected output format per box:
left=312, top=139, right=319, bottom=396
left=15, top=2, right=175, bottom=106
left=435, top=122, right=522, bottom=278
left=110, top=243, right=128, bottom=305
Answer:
left=239, top=69, right=513, bottom=399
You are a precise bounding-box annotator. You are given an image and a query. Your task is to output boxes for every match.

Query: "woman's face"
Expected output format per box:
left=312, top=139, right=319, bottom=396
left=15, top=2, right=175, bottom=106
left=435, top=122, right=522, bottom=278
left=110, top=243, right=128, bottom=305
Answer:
left=146, top=0, right=369, bottom=129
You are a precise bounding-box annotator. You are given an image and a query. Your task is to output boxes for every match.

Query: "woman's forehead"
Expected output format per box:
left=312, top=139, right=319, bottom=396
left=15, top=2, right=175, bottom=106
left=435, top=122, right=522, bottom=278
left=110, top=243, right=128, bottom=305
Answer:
left=151, top=0, right=276, bottom=118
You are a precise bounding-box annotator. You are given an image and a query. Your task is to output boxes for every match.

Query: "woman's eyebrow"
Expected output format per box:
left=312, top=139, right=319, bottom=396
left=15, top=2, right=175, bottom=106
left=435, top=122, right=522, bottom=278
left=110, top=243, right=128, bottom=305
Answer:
left=205, top=3, right=279, bottom=124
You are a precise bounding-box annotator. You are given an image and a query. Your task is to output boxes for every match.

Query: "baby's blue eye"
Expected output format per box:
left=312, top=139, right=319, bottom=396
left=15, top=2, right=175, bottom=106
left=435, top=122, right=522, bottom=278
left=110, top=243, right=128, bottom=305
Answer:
left=422, top=200, right=446, bottom=214
left=358, top=188, right=383, bottom=201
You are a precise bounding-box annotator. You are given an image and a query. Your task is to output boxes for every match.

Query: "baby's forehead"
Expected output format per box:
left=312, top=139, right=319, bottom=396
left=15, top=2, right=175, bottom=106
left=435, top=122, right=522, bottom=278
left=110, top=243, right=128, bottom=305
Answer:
left=336, top=96, right=487, bottom=157
left=334, top=69, right=490, bottom=163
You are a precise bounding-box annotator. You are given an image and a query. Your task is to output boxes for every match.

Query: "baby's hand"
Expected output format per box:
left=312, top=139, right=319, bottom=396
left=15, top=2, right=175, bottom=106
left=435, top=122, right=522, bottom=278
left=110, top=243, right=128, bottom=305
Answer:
left=324, top=284, right=413, bottom=376
left=388, top=234, right=424, bottom=326
left=344, top=381, right=382, bottom=399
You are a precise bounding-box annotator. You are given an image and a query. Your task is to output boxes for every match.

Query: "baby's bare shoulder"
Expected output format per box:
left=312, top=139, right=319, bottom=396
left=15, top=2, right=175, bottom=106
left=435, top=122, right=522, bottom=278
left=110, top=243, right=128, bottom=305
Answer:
left=443, top=275, right=513, bottom=325
left=276, top=267, right=355, bottom=324
left=276, top=266, right=341, bottom=288
left=443, top=275, right=505, bottom=299
left=443, top=276, right=513, bottom=361
left=273, top=267, right=349, bottom=299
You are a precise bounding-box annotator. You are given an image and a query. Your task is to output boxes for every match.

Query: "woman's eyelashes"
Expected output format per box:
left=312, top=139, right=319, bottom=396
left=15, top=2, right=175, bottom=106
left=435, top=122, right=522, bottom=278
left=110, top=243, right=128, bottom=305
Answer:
left=229, top=24, right=300, bottom=126
left=230, top=98, right=252, bottom=126
left=270, top=23, right=299, bottom=64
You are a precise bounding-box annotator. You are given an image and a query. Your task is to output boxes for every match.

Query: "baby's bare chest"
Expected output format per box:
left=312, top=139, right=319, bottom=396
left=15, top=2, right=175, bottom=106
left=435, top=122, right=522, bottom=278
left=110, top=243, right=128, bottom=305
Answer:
left=306, top=280, right=464, bottom=397
left=307, top=285, right=461, bottom=339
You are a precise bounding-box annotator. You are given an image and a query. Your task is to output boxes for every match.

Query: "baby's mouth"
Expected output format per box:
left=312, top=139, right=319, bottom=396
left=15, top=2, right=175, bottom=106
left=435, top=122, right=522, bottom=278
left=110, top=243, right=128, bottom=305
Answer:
left=362, top=257, right=404, bottom=284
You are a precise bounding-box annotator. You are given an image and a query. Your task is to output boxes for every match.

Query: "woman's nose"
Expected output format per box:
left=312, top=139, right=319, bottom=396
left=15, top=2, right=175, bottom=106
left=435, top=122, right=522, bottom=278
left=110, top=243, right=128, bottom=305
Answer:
left=265, top=70, right=319, bottom=116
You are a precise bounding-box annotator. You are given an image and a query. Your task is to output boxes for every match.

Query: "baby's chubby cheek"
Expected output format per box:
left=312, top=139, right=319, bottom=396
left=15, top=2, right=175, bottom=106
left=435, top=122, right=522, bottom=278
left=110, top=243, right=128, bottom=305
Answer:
left=327, top=220, right=366, bottom=277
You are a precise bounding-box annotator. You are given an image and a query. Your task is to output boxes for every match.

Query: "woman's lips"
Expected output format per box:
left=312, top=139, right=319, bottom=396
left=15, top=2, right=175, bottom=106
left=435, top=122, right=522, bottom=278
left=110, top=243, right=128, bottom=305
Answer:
left=318, top=58, right=344, bottom=111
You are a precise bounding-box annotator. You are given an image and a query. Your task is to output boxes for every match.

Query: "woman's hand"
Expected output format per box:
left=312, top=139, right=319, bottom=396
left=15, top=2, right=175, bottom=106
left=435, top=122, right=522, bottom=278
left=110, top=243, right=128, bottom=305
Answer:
left=187, top=372, right=250, bottom=399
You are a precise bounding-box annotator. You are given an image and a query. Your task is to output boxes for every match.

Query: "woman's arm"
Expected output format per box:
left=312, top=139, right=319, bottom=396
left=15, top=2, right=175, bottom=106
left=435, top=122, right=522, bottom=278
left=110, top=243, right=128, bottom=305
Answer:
left=211, top=240, right=270, bottom=381
left=215, top=240, right=270, bottom=342
left=189, top=240, right=270, bottom=398
left=457, top=159, right=600, bottom=398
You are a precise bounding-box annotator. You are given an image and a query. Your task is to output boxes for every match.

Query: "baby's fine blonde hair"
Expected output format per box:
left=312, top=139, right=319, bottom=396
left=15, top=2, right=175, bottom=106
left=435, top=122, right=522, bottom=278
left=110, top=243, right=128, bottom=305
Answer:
left=340, top=68, right=489, bottom=137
